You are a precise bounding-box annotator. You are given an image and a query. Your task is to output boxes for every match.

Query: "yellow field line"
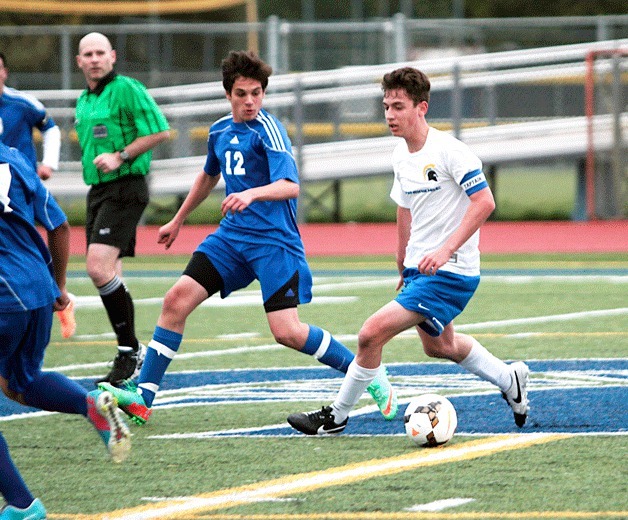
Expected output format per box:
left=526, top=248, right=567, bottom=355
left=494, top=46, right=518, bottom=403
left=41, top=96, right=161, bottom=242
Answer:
left=48, top=512, right=628, bottom=519
left=193, top=513, right=628, bottom=519
left=47, top=511, right=628, bottom=519
left=192, top=512, right=628, bottom=519
left=52, top=433, right=575, bottom=519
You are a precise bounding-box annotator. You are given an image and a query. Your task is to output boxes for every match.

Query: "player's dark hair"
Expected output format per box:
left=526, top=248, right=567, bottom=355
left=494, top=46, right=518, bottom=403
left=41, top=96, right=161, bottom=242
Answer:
left=381, top=67, right=430, bottom=105
left=0, top=53, right=6, bottom=68
left=221, top=50, right=272, bottom=94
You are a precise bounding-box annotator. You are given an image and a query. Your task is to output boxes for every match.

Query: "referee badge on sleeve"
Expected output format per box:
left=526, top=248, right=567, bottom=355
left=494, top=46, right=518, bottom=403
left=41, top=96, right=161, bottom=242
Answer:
left=93, top=124, right=108, bottom=139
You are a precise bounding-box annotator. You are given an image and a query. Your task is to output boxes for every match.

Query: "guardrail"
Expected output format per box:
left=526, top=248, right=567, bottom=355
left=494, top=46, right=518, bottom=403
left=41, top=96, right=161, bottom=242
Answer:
left=47, top=113, right=626, bottom=191
left=4, top=14, right=628, bottom=90
left=30, top=39, right=628, bottom=161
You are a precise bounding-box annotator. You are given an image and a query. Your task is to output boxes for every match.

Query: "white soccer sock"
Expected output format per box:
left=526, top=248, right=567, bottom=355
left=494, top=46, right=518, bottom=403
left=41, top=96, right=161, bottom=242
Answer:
left=331, top=360, right=380, bottom=423
left=458, top=338, right=512, bottom=392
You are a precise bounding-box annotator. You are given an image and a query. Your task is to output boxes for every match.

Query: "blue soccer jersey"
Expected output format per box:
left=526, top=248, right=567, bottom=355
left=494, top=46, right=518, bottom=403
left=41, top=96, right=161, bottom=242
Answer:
left=0, top=142, right=65, bottom=312
left=203, top=108, right=303, bottom=255
left=0, top=87, right=56, bottom=170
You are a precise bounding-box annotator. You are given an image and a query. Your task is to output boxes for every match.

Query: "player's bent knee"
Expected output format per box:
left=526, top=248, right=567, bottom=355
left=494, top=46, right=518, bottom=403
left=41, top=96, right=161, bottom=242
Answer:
left=161, top=286, right=194, bottom=320
left=358, top=316, right=386, bottom=346
left=422, top=341, right=451, bottom=359
left=271, top=329, right=301, bottom=350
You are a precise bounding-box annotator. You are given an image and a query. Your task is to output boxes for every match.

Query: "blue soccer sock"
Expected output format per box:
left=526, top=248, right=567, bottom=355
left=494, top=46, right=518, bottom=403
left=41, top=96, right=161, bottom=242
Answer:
left=20, top=371, right=87, bottom=416
left=137, top=326, right=182, bottom=407
left=0, top=432, right=35, bottom=509
left=301, top=325, right=354, bottom=373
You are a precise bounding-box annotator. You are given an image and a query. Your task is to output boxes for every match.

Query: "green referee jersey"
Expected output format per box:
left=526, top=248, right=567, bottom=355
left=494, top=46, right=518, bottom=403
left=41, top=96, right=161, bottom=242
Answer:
left=75, top=72, right=170, bottom=185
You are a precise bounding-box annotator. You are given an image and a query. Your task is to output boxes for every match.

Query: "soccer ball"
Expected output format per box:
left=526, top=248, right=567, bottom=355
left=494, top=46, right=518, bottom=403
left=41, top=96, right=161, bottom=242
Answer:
left=404, top=394, right=457, bottom=447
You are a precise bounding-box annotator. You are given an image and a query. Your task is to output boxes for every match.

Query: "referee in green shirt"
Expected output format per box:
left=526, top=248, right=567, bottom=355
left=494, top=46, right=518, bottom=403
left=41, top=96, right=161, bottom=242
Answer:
left=75, top=32, right=170, bottom=386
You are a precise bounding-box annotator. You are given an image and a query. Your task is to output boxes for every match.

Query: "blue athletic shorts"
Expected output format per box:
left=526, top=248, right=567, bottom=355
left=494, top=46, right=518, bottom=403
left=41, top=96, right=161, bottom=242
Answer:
left=395, top=268, right=480, bottom=337
left=0, top=306, right=51, bottom=394
left=196, top=231, right=313, bottom=310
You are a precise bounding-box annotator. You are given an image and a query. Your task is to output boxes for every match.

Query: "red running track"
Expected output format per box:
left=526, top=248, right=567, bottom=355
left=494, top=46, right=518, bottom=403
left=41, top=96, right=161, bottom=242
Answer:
left=64, top=220, right=627, bottom=256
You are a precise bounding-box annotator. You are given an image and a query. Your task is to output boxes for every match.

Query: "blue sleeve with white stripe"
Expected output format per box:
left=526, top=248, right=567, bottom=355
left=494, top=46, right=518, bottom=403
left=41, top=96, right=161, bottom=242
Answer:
left=256, top=110, right=299, bottom=185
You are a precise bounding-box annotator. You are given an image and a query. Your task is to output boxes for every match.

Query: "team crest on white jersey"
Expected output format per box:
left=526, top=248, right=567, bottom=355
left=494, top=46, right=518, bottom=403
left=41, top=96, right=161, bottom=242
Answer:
left=423, top=163, right=437, bottom=181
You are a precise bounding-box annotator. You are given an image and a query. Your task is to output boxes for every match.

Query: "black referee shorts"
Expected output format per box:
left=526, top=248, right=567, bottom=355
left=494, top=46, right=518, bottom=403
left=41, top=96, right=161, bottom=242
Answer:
left=86, top=175, right=149, bottom=258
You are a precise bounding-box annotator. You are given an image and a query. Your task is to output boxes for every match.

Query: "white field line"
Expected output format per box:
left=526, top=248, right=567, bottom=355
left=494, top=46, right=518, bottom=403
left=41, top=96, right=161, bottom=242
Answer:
left=456, top=307, right=628, bottom=331
left=146, top=377, right=627, bottom=441
left=64, top=274, right=625, bottom=340
left=63, top=273, right=628, bottom=309
left=71, top=294, right=356, bottom=309
left=140, top=495, right=300, bottom=504
left=54, top=343, right=286, bottom=371
left=65, top=274, right=628, bottom=287
left=96, top=433, right=568, bottom=520
left=483, top=275, right=628, bottom=283
left=52, top=306, right=628, bottom=373
left=6, top=366, right=625, bottom=426
left=405, top=497, right=476, bottom=512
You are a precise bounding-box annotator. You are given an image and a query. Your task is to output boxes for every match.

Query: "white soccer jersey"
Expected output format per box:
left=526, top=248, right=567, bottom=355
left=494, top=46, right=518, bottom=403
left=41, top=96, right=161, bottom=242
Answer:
left=389, top=127, right=489, bottom=276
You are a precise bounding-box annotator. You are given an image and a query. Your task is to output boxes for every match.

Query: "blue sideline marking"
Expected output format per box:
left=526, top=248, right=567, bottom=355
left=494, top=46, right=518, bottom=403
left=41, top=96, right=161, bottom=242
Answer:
left=1, top=359, right=626, bottom=435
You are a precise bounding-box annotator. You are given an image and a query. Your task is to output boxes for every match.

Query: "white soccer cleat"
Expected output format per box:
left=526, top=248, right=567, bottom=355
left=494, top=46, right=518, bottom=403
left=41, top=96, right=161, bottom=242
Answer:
left=87, top=390, right=132, bottom=463
left=502, top=361, right=530, bottom=427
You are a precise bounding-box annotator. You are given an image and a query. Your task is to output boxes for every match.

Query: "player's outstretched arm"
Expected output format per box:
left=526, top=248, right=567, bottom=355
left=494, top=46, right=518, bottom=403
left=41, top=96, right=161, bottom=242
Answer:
left=158, top=170, right=220, bottom=249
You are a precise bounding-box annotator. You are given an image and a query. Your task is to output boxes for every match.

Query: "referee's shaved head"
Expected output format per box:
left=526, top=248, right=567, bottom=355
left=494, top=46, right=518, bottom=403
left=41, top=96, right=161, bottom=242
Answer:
left=76, top=32, right=116, bottom=89
left=78, top=32, right=112, bottom=53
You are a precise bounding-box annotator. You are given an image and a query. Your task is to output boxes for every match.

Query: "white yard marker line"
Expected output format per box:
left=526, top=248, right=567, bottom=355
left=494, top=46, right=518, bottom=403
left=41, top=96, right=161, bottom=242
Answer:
left=68, top=294, right=356, bottom=309
left=405, top=497, right=476, bottom=512
left=483, top=275, right=628, bottom=283
left=456, top=307, right=628, bottom=331
left=95, top=433, right=567, bottom=519
left=53, top=344, right=285, bottom=372
left=51, top=307, right=627, bottom=373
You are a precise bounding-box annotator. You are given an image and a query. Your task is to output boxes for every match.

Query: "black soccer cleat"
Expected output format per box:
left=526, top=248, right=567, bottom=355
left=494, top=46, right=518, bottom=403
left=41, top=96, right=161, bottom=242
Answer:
left=287, top=406, right=348, bottom=436
left=95, top=344, right=146, bottom=387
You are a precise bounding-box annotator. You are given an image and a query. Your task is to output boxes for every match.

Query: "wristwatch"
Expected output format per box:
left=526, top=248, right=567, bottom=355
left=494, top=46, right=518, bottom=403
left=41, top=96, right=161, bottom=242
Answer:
left=119, top=149, right=131, bottom=163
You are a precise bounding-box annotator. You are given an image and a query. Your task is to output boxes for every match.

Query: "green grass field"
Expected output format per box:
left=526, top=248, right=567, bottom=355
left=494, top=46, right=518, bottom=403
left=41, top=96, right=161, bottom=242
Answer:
left=3, top=253, right=627, bottom=519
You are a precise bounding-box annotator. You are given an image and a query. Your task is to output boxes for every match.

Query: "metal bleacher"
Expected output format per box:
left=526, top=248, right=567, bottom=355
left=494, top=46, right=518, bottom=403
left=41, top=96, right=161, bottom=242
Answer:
left=39, top=38, right=627, bottom=219
left=46, top=113, right=625, bottom=193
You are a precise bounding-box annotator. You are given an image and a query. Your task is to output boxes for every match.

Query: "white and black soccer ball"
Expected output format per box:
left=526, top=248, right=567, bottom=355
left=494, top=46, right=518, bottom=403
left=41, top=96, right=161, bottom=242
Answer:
left=404, top=394, right=457, bottom=447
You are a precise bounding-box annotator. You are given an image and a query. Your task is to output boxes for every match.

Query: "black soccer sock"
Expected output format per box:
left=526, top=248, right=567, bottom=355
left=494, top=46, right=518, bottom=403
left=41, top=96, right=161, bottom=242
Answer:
left=125, top=284, right=136, bottom=339
left=98, top=275, right=139, bottom=350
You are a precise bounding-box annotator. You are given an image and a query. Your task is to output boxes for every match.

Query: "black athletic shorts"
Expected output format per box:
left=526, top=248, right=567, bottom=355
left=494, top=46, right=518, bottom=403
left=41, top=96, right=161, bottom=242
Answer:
left=86, top=175, right=149, bottom=257
left=182, top=252, right=224, bottom=298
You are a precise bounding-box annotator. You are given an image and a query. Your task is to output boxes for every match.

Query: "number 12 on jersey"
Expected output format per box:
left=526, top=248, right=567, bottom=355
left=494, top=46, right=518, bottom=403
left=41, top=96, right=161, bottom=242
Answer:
left=225, top=150, right=245, bottom=175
